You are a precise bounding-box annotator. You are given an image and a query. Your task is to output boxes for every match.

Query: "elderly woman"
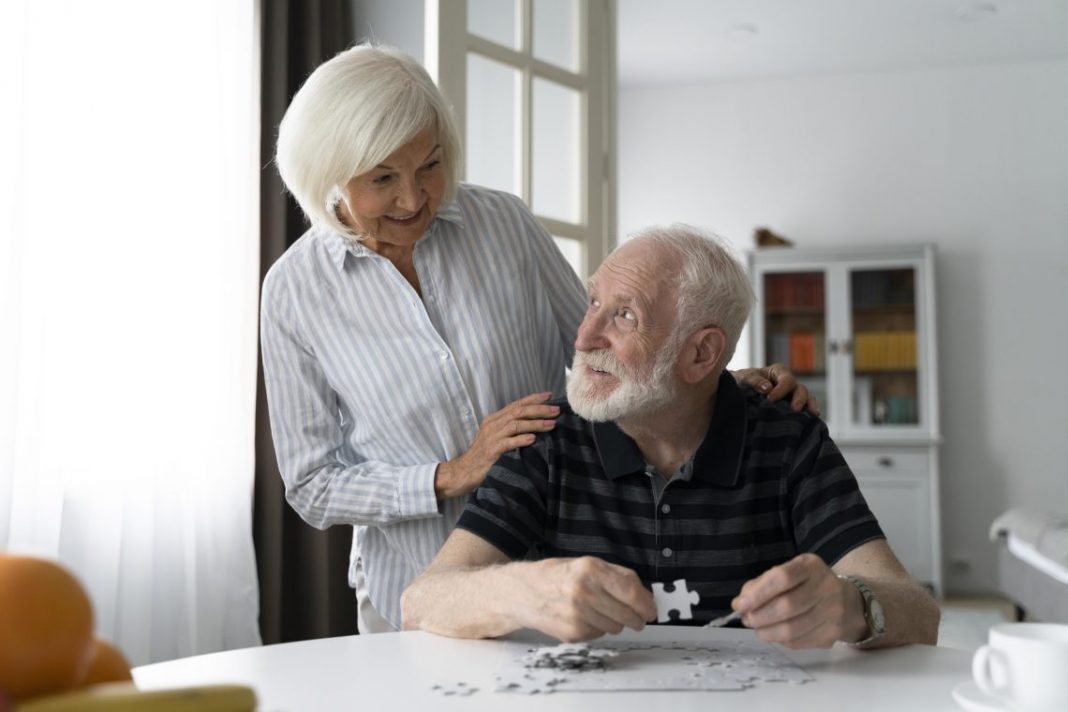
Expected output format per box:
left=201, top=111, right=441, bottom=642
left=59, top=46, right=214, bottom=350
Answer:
left=262, top=44, right=811, bottom=633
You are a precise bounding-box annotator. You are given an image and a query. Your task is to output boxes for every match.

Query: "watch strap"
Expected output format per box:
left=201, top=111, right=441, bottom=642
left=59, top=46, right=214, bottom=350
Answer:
left=837, top=574, right=885, bottom=647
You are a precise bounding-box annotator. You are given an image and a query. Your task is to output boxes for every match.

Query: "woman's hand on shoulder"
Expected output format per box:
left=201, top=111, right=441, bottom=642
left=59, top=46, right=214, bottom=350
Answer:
left=733, top=364, right=820, bottom=416
left=434, top=392, right=560, bottom=500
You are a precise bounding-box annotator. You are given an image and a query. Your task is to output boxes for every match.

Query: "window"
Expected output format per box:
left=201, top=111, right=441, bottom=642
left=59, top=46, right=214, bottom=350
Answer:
left=0, top=0, right=261, bottom=664
left=426, top=0, right=616, bottom=276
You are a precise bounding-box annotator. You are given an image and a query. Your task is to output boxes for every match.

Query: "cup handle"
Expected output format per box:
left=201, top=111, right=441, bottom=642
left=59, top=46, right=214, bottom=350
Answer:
left=972, top=644, right=1009, bottom=698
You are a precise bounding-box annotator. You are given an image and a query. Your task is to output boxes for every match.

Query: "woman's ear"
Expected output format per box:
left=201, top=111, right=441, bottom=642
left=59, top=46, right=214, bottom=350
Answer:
left=679, top=327, right=728, bottom=384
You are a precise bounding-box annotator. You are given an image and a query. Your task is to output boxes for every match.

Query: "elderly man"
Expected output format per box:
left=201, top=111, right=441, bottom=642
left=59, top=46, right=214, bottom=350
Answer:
left=401, top=225, right=939, bottom=649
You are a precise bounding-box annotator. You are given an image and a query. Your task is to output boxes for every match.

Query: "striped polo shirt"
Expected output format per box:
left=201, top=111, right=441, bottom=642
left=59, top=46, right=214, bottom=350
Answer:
left=457, top=371, right=885, bottom=624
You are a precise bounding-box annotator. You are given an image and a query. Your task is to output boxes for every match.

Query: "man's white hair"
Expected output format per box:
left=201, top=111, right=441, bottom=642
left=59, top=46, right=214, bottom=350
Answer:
left=275, top=44, right=463, bottom=238
left=627, top=224, right=756, bottom=368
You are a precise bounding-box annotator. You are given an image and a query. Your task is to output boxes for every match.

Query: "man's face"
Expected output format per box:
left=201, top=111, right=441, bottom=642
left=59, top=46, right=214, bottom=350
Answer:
left=567, top=240, right=683, bottom=422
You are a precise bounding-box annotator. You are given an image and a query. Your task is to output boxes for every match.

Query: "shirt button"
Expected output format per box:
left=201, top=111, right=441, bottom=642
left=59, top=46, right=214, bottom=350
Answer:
left=662, top=547, right=673, bottom=558
left=439, top=351, right=448, bottom=361
left=661, top=504, right=671, bottom=515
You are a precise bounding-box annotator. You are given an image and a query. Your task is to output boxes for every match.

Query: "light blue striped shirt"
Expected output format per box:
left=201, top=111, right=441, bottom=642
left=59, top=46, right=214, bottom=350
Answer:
left=260, top=184, right=586, bottom=628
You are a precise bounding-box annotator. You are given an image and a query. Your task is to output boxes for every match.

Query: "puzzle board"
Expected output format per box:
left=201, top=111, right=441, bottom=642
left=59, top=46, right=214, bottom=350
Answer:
left=494, top=640, right=814, bottom=694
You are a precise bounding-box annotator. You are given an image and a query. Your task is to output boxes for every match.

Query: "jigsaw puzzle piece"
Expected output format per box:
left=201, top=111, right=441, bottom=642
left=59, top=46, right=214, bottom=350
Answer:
left=652, top=578, right=701, bottom=623
left=430, top=681, right=478, bottom=697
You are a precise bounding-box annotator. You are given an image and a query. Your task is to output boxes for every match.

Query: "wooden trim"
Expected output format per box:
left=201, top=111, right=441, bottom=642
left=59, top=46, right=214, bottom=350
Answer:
left=536, top=216, right=585, bottom=240
left=425, top=0, right=468, bottom=179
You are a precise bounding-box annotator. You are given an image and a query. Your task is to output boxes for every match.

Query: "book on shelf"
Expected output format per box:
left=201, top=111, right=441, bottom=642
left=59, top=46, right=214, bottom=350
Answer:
left=853, top=331, right=917, bottom=371
left=885, top=396, right=918, bottom=424
left=764, top=273, right=824, bottom=312
left=768, top=332, right=791, bottom=366
left=788, top=332, right=821, bottom=372
left=851, top=269, right=915, bottom=309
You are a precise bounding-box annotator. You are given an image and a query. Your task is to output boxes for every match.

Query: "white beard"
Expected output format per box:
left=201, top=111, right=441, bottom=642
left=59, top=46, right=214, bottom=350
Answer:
left=567, top=340, right=682, bottom=422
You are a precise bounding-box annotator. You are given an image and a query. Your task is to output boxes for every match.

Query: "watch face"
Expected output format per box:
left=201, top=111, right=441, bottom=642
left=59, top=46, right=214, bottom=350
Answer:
left=870, top=598, right=887, bottom=634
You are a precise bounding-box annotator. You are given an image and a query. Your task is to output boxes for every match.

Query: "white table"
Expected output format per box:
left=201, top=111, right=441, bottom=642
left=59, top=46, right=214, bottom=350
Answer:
left=134, top=626, right=973, bottom=711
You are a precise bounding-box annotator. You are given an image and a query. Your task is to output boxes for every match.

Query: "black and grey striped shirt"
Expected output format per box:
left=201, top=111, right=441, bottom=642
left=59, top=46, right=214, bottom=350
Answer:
left=458, top=371, right=885, bottom=624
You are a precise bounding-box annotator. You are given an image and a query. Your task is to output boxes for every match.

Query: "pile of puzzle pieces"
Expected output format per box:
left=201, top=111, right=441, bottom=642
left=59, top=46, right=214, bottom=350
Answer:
left=521, top=643, right=618, bottom=671
left=492, top=640, right=814, bottom=695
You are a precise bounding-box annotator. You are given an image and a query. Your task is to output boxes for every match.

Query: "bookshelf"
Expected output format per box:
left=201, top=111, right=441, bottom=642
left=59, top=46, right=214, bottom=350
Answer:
left=749, top=245, right=942, bottom=595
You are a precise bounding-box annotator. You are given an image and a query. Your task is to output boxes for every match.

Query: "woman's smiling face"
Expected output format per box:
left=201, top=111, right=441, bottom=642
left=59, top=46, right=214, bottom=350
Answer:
left=337, top=127, right=446, bottom=250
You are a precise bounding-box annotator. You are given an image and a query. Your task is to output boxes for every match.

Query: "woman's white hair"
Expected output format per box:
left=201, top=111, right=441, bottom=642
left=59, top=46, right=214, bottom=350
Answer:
left=275, top=44, right=463, bottom=237
left=628, top=224, right=756, bottom=367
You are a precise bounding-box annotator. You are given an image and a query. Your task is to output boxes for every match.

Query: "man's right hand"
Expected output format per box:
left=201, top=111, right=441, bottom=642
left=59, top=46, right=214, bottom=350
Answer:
left=435, top=392, right=560, bottom=499
left=518, top=557, right=657, bottom=642
left=402, top=532, right=655, bottom=641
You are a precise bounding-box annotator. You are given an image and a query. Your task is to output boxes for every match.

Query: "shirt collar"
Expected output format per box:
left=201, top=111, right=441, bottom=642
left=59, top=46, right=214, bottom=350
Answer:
left=322, top=228, right=363, bottom=271
left=434, top=197, right=463, bottom=226
left=591, top=370, right=748, bottom=488
left=321, top=198, right=465, bottom=273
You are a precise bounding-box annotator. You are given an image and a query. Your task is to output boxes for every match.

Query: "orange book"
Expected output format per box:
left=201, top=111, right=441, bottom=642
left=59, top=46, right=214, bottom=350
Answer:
left=789, top=332, right=815, bottom=372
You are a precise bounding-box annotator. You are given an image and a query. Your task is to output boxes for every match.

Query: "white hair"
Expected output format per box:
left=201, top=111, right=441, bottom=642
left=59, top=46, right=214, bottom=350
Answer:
left=275, top=44, right=463, bottom=237
left=626, top=224, right=756, bottom=366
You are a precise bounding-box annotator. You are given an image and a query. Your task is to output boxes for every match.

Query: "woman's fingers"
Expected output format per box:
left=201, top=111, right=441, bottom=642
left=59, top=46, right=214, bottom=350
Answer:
left=509, top=417, right=557, bottom=435
left=497, top=434, right=537, bottom=453
left=514, top=404, right=561, bottom=420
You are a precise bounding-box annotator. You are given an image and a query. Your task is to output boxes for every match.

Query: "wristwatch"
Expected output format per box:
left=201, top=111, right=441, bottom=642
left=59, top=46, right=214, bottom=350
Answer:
left=837, top=574, right=886, bottom=647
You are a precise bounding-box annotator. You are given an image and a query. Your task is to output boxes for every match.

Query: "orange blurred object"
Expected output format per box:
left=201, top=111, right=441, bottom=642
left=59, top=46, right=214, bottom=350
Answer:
left=0, top=554, right=94, bottom=700
left=80, top=638, right=133, bottom=686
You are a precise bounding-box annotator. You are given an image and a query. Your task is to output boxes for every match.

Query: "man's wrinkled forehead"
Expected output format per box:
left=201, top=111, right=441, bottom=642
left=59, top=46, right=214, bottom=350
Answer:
left=588, top=241, right=676, bottom=302
left=586, top=271, right=656, bottom=315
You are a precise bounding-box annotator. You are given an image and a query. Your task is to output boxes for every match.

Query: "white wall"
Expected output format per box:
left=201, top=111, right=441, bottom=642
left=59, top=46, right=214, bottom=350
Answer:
left=350, top=0, right=423, bottom=60
left=619, top=60, right=1068, bottom=594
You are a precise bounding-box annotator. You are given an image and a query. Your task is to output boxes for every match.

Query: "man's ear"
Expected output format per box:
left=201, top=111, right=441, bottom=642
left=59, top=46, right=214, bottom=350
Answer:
left=679, top=328, right=727, bottom=384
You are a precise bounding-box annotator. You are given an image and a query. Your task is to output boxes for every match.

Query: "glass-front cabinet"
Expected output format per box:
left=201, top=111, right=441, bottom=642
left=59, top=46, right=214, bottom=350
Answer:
left=749, top=245, right=942, bottom=595
left=752, top=248, right=936, bottom=441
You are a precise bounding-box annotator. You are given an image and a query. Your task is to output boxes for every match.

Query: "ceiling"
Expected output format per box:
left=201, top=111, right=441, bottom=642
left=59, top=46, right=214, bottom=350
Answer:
left=617, top=0, right=1068, bottom=87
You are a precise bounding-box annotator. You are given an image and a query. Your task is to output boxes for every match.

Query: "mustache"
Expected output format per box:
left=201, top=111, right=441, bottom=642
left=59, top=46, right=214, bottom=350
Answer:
left=573, top=349, right=632, bottom=379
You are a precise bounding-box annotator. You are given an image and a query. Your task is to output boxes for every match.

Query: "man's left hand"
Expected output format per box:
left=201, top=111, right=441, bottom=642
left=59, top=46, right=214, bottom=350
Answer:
left=732, top=364, right=820, bottom=415
left=731, top=553, right=868, bottom=649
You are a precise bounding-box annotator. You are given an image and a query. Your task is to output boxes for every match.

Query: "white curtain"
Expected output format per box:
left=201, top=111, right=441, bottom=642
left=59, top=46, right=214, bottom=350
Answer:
left=0, top=0, right=262, bottom=665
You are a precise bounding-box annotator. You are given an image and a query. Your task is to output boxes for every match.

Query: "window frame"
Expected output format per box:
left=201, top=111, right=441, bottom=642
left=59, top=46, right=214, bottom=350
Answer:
left=425, top=0, right=616, bottom=277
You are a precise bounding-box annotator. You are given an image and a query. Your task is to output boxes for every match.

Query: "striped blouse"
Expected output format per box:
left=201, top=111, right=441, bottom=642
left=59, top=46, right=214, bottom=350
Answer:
left=260, top=183, right=587, bottom=628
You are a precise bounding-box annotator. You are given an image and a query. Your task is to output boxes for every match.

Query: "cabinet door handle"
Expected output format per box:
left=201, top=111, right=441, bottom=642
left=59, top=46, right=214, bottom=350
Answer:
left=829, top=340, right=839, bottom=354
left=877, top=456, right=894, bottom=468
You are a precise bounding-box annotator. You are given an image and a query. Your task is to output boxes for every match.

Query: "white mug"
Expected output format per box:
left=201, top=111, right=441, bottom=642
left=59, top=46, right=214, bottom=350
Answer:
left=972, top=623, right=1068, bottom=711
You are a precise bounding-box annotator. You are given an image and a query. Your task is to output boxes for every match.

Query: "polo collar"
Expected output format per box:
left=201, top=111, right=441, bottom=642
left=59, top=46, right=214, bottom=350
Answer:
left=322, top=198, right=465, bottom=272
left=591, top=370, right=747, bottom=488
